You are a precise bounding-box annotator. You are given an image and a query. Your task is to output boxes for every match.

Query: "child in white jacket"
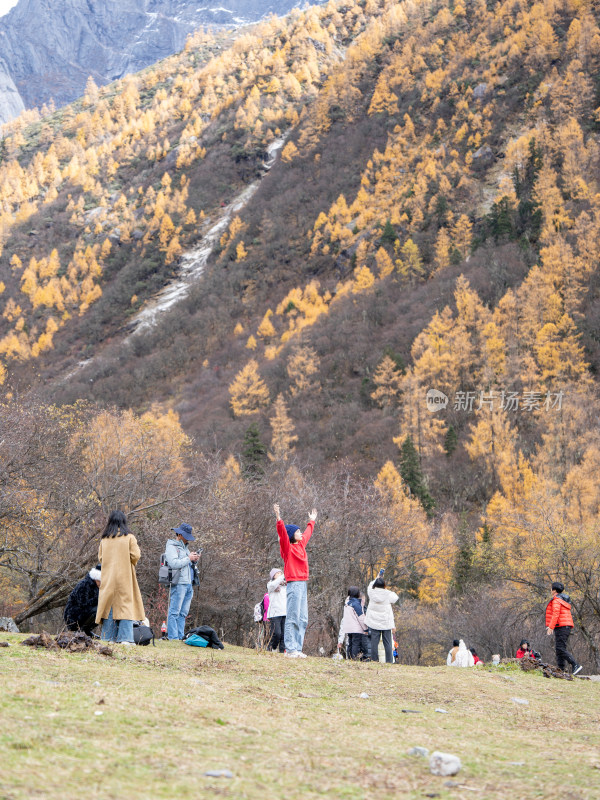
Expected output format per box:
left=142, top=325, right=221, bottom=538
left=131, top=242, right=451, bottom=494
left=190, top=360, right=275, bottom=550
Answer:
left=267, top=568, right=287, bottom=652
left=365, top=573, right=398, bottom=663
left=337, top=587, right=369, bottom=659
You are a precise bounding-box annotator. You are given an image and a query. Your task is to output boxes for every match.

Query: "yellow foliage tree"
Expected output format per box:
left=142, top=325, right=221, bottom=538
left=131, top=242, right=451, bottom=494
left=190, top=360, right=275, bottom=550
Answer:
left=287, top=345, right=320, bottom=396
left=229, top=360, right=270, bottom=416
left=269, top=394, right=298, bottom=462
left=371, top=355, right=402, bottom=408
left=257, top=309, right=276, bottom=338
left=281, top=141, right=299, bottom=162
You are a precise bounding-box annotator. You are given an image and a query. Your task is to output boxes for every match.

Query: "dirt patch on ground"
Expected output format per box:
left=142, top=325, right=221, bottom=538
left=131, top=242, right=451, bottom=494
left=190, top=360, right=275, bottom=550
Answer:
left=21, top=630, right=113, bottom=656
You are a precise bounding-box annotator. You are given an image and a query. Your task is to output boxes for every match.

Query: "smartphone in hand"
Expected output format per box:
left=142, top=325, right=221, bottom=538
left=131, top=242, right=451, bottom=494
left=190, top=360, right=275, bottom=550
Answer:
left=378, top=568, right=385, bottom=578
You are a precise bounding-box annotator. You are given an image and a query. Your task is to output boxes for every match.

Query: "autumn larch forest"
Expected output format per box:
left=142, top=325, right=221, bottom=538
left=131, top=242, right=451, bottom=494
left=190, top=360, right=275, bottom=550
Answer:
left=1, top=0, right=599, bottom=668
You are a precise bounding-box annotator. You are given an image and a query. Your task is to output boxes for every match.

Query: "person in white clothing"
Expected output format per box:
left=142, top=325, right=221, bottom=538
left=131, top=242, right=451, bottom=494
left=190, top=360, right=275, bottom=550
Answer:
left=448, top=639, right=475, bottom=667
left=267, top=568, right=287, bottom=652
left=365, top=570, right=398, bottom=663
left=337, top=587, right=369, bottom=660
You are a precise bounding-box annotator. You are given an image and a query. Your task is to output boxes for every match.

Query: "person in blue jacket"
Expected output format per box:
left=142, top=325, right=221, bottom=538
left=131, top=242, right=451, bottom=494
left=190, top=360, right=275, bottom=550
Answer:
left=165, top=523, right=200, bottom=640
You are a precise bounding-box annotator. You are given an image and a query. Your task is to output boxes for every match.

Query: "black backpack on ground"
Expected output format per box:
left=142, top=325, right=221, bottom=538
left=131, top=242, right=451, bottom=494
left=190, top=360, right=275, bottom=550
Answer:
left=185, top=625, right=224, bottom=649
left=133, top=622, right=155, bottom=646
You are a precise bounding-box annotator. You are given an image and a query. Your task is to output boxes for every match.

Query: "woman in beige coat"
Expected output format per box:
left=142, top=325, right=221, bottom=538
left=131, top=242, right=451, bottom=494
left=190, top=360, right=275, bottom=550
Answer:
left=95, top=510, right=145, bottom=644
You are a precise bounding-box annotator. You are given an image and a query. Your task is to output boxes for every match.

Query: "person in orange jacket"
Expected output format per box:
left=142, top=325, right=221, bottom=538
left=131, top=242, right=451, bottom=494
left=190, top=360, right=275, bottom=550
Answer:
left=545, top=582, right=582, bottom=675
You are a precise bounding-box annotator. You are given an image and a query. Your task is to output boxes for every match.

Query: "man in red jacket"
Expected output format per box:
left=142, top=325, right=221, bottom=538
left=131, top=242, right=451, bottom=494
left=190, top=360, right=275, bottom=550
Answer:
left=546, top=581, right=582, bottom=675
left=274, top=502, right=317, bottom=659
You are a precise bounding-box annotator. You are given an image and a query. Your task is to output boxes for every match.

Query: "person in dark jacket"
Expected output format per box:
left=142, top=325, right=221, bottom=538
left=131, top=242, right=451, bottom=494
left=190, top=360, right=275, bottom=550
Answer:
left=64, top=565, right=101, bottom=635
left=545, top=582, right=582, bottom=675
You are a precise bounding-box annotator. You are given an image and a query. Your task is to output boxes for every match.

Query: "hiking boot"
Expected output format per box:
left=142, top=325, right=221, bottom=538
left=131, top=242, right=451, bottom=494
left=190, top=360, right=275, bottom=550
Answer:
left=573, top=664, right=583, bottom=675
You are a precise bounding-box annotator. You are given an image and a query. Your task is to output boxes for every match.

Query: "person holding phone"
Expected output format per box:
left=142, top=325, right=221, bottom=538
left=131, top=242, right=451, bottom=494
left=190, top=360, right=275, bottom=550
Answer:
left=165, top=523, right=201, bottom=641
left=365, top=568, right=398, bottom=663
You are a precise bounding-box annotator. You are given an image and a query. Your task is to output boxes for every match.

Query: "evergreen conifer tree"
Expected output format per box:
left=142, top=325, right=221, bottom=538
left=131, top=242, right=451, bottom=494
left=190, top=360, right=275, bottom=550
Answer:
left=399, top=435, right=435, bottom=514
left=241, top=423, right=267, bottom=478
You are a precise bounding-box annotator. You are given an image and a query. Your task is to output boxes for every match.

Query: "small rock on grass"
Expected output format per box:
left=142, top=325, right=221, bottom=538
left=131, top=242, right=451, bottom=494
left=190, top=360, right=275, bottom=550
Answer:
left=434, top=708, right=448, bottom=713
left=511, top=697, right=529, bottom=705
left=359, top=692, right=369, bottom=699
left=203, top=770, right=233, bottom=779
left=408, top=746, right=429, bottom=757
left=430, top=751, right=461, bottom=776
left=0, top=641, right=10, bottom=647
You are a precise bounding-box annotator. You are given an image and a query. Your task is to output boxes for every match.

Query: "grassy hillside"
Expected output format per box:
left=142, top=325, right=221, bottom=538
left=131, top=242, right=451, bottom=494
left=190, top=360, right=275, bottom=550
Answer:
left=1, top=0, right=600, bottom=651
left=1, top=633, right=599, bottom=800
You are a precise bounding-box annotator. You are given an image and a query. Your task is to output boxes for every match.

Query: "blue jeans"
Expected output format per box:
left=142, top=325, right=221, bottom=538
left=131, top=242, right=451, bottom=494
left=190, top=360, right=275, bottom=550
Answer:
left=168, top=583, right=194, bottom=639
left=285, top=580, right=308, bottom=653
left=101, top=608, right=134, bottom=643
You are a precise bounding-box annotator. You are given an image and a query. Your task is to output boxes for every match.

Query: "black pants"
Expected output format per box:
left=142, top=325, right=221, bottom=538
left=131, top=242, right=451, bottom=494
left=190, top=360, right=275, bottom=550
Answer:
left=359, top=633, right=370, bottom=660
left=269, top=616, right=286, bottom=652
left=554, top=626, right=577, bottom=671
left=370, top=628, right=394, bottom=663
left=347, top=632, right=369, bottom=660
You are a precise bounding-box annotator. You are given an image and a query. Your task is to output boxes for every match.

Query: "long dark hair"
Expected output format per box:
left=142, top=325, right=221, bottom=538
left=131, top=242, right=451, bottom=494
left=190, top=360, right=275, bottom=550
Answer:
left=101, top=510, right=129, bottom=538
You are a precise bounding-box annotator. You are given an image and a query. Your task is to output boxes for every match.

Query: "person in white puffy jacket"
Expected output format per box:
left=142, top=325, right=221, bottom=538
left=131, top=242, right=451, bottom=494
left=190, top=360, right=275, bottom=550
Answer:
left=365, top=574, right=398, bottom=663
left=447, top=639, right=475, bottom=667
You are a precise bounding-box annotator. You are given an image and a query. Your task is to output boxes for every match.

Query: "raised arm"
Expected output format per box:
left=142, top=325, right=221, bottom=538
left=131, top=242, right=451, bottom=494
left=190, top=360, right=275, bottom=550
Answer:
left=274, top=503, right=290, bottom=558
left=302, top=508, right=318, bottom=546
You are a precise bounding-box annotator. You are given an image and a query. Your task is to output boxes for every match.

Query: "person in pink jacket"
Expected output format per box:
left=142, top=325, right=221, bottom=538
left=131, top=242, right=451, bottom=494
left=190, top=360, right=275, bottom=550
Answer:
left=337, top=586, right=369, bottom=659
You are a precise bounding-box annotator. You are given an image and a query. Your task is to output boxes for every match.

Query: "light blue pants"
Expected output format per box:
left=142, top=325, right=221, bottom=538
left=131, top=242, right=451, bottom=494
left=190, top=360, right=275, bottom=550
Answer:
left=285, top=580, right=308, bottom=653
left=101, top=608, right=134, bottom=643
left=168, top=583, right=194, bottom=639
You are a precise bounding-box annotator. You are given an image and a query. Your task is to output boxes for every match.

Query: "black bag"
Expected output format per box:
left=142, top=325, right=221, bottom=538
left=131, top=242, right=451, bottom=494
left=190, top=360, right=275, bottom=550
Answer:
left=133, top=622, right=155, bottom=646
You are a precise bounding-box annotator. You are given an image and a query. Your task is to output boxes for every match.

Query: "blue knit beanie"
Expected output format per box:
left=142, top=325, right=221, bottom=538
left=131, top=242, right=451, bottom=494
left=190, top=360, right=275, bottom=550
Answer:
left=285, top=524, right=300, bottom=543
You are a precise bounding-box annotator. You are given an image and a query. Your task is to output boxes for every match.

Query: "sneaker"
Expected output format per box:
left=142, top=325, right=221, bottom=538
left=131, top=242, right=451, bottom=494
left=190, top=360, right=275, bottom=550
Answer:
left=118, top=641, right=135, bottom=646
left=573, top=664, right=583, bottom=675
left=296, top=651, right=307, bottom=658
left=284, top=651, right=300, bottom=658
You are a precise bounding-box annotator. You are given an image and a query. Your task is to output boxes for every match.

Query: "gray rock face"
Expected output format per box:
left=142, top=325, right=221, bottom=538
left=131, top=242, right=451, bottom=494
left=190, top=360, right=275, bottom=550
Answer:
left=471, top=144, right=495, bottom=167
left=0, top=59, right=25, bottom=123
left=0, top=0, right=319, bottom=124
left=0, top=616, right=20, bottom=632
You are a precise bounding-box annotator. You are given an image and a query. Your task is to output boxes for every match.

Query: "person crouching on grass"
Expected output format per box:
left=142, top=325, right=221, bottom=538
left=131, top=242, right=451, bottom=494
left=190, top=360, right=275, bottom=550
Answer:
left=274, top=503, right=317, bottom=659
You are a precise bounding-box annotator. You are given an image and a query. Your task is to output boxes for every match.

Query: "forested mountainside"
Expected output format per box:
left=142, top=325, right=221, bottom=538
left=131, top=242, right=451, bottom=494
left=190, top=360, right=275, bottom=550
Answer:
left=2, top=0, right=600, bottom=654
left=0, top=0, right=319, bottom=124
